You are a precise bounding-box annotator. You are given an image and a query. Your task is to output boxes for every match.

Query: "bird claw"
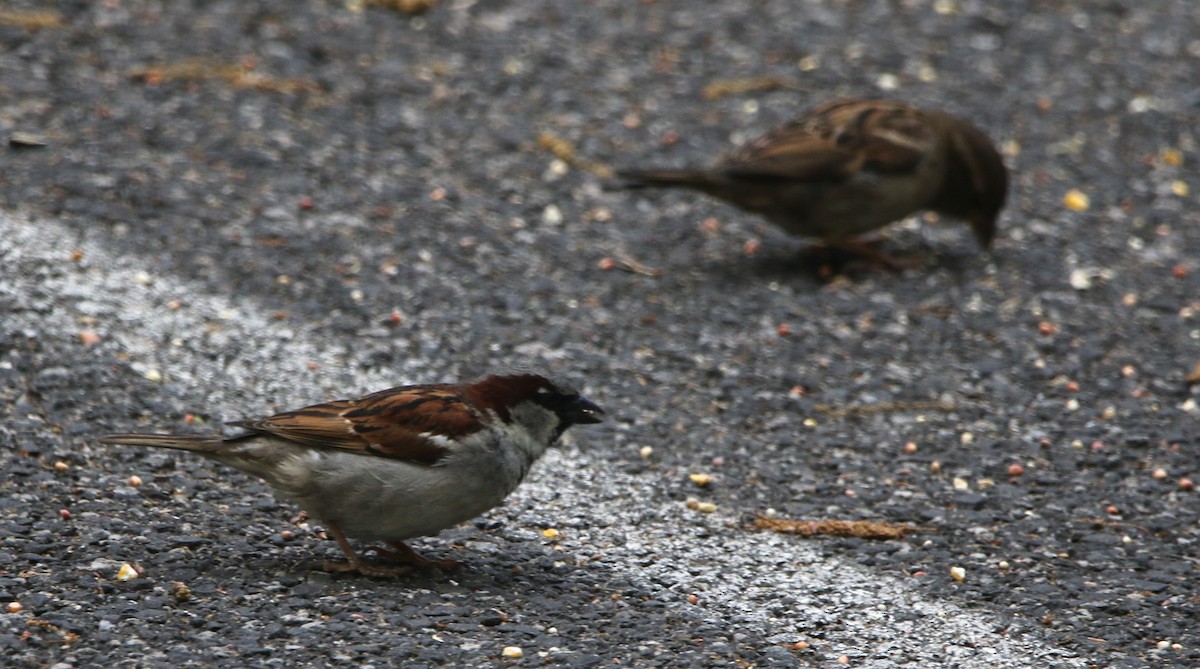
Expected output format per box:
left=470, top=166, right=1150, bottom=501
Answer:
left=376, top=543, right=462, bottom=571
left=321, top=559, right=414, bottom=578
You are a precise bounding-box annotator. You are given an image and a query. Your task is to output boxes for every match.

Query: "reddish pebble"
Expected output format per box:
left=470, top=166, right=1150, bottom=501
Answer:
left=743, top=238, right=761, bottom=255
left=1040, top=438, right=1052, bottom=448
left=1179, top=478, right=1194, bottom=491
left=389, top=309, right=403, bottom=325
left=686, top=594, right=699, bottom=605
left=660, top=130, right=680, bottom=146
left=1091, top=440, right=1104, bottom=451
left=281, top=530, right=295, bottom=541
left=1038, top=321, right=1058, bottom=335
left=1008, top=463, right=1024, bottom=477
left=79, top=331, right=101, bottom=346
left=59, top=509, right=71, bottom=520
left=1172, top=264, right=1188, bottom=279
left=1065, top=380, right=1079, bottom=393
left=298, top=196, right=314, bottom=210
left=903, top=442, right=918, bottom=454
left=1106, top=505, right=1119, bottom=515
left=1152, top=468, right=1168, bottom=480
left=597, top=257, right=616, bottom=271
left=777, top=324, right=792, bottom=337
left=184, top=414, right=195, bottom=425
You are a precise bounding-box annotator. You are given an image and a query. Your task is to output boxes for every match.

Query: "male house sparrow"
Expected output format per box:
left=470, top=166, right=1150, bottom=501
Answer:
left=616, top=98, right=1009, bottom=265
left=99, top=373, right=604, bottom=577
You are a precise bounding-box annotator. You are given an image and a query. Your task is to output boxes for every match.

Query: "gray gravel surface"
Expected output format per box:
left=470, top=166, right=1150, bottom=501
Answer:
left=2, top=1, right=1198, bottom=667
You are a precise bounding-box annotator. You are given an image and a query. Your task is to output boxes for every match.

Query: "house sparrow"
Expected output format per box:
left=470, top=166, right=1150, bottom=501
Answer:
left=616, top=98, right=1009, bottom=266
left=99, top=373, right=605, bottom=577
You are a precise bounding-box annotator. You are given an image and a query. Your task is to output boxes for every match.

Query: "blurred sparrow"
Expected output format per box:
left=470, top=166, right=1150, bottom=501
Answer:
left=99, top=373, right=604, bottom=577
left=616, top=98, right=1009, bottom=266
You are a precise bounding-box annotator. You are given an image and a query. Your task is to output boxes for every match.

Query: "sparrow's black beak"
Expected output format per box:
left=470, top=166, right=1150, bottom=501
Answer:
left=563, top=395, right=605, bottom=425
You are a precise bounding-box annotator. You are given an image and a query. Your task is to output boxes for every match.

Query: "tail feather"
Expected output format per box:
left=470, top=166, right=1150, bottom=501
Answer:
left=98, top=433, right=225, bottom=453
left=614, top=168, right=715, bottom=190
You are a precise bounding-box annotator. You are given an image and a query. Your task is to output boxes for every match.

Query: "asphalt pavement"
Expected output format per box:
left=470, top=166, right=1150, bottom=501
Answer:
left=1, top=2, right=1198, bottom=667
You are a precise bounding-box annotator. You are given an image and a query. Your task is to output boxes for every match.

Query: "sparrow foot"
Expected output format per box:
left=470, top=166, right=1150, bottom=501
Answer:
left=322, top=559, right=414, bottom=578
left=377, top=541, right=462, bottom=571
left=808, top=238, right=924, bottom=274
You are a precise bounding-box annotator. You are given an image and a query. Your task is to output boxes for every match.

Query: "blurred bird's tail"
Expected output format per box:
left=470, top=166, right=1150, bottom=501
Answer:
left=612, top=168, right=714, bottom=190
left=98, top=433, right=224, bottom=454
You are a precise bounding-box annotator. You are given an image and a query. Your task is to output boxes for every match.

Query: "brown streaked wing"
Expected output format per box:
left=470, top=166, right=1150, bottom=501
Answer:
left=232, top=385, right=484, bottom=465
left=721, top=114, right=858, bottom=182
left=855, top=107, right=936, bottom=174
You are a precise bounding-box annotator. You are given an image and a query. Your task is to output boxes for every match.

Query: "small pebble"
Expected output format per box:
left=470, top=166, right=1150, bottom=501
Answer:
left=54, top=461, right=68, bottom=472
left=1179, top=478, right=1194, bottom=491
left=6, top=602, right=21, bottom=614
left=689, top=473, right=713, bottom=487
left=903, top=442, right=918, bottom=454
left=501, top=646, right=523, bottom=659
left=129, top=475, right=143, bottom=487
left=116, top=563, right=139, bottom=581
left=541, top=528, right=560, bottom=539
left=950, top=566, right=966, bottom=582
left=639, top=446, right=653, bottom=459
left=1008, top=464, right=1024, bottom=477
left=170, top=581, right=192, bottom=602
left=1152, top=468, right=1168, bottom=481
left=1063, top=189, right=1090, bottom=211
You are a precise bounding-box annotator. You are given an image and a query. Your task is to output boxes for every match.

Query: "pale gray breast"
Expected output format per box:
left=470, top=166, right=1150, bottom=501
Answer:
left=265, top=436, right=540, bottom=543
